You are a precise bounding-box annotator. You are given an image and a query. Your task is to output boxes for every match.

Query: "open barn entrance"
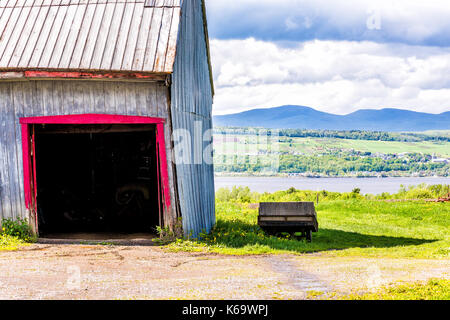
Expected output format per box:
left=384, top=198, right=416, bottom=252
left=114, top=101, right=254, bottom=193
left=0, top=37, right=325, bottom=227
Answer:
left=33, top=123, right=161, bottom=238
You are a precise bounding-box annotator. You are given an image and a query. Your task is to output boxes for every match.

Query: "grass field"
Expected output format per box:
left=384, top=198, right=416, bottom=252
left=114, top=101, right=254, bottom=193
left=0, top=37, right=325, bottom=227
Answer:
left=169, top=199, right=450, bottom=259
left=314, top=138, right=450, bottom=156
left=214, top=134, right=450, bottom=157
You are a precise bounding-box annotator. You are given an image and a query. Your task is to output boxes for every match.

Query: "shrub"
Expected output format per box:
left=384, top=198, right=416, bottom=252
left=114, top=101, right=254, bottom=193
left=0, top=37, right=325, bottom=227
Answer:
left=405, top=188, right=434, bottom=199
left=216, top=183, right=450, bottom=203
left=1, top=218, right=34, bottom=242
left=216, top=186, right=260, bottom=203
left=216, top=187, right=232, bottom=202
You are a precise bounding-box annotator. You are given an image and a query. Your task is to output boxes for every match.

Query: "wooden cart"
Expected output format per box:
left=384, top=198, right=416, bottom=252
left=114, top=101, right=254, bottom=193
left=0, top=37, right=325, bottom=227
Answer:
left=258, top=202, right=319, bottom=242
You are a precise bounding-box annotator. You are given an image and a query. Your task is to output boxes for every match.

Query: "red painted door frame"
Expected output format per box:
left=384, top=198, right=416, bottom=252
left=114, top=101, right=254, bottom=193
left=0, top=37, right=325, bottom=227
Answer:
left=19, top=114, right=171, bottom=233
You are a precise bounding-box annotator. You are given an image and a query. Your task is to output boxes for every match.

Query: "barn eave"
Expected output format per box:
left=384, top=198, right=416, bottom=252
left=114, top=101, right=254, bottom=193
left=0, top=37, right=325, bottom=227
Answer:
left=0, top=70, right=171, bottom=82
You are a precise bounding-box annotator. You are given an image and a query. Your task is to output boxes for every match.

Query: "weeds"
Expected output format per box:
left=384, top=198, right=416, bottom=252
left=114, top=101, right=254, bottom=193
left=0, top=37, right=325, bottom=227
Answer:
left=340, top=279, right=450, bottom=300
left=153, top=218, right=184, bottom=245
left=1, top=218, right=35, bottom=243
left=0, top=218, right=35, bottom=251
left=0, top=234, right=27, bottom=251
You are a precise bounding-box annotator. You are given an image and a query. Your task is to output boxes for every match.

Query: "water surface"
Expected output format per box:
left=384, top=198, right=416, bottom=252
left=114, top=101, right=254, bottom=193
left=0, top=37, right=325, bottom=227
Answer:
left=214, top=176, right=450, bottom=195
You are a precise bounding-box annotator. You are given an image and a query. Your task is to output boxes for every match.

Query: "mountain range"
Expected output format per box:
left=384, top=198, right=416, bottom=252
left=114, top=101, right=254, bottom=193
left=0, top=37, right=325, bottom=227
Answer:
left=213, top=105, right=450, bottom=132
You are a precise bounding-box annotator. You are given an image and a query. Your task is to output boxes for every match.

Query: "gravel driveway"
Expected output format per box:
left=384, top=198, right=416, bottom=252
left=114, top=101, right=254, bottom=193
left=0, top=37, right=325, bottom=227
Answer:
left=0, top=244, right=448, bottom=299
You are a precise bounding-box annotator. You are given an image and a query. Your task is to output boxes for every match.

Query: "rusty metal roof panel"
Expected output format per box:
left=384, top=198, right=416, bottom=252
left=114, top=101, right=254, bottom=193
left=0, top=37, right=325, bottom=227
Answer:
left=0, top=0, right=181, bottom=73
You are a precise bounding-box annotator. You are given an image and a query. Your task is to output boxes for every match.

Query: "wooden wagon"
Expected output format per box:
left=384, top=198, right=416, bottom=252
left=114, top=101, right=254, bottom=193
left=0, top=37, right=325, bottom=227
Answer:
left=258, top=202, right=319, bottom=242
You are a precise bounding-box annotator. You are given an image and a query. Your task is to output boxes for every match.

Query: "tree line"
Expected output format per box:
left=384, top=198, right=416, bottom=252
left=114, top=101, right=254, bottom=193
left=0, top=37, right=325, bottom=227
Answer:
left=214, top=127, right=450, bottom=142
left=214, top=153, right=450, bottom=177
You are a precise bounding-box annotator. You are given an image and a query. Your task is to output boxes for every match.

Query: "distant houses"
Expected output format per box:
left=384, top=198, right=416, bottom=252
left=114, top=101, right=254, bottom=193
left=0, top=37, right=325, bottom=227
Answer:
left=432, top=157, right=449, bottom=164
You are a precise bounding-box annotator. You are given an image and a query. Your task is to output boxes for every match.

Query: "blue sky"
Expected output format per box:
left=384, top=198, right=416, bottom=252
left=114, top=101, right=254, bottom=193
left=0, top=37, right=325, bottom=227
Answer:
left=205, top=0, right=450, bottom=115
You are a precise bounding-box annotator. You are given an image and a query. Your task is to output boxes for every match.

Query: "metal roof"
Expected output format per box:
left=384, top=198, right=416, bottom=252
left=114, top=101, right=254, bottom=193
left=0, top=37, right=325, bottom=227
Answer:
left=0, top=0, right=181, bottom=73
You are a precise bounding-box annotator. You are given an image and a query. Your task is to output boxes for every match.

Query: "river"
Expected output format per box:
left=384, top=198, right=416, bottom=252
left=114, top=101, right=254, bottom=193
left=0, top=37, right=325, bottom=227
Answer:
left=214, top=176, right=450, bottom=195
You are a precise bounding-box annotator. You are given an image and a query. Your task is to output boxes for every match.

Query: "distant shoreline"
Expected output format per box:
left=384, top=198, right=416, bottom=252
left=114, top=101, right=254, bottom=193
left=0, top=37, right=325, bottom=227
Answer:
left=214, top=176, right=450, bottom=194
left=214, top=174, right=449, bottom=179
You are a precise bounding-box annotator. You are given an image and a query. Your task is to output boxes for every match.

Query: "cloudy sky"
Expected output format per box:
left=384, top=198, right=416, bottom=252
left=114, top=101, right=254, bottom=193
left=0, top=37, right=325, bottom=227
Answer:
left=204, top=0, right=450, bottom=115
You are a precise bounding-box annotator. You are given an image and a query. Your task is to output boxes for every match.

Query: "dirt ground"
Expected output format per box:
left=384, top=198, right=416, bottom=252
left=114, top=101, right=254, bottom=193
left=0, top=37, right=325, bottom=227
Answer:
left=0, top=243, right=448, bottom=300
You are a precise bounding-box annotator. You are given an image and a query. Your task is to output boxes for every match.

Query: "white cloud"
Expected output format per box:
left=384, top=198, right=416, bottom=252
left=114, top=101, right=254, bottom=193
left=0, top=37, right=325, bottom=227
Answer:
left=210, top=38, right=450, bottom=115
left=206, top=0, right=450, bottom=46
left=284, top=17, right=299, bottom=31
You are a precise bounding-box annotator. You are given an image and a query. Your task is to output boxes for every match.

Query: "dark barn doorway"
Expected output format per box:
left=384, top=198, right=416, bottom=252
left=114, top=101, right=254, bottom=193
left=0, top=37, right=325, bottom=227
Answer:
left=33, top=124, right=162, bottom=236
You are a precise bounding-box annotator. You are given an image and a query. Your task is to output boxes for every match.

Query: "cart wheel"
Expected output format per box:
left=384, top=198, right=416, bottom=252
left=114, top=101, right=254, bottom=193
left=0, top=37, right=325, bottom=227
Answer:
left=306, top=230, right=312, bottom=242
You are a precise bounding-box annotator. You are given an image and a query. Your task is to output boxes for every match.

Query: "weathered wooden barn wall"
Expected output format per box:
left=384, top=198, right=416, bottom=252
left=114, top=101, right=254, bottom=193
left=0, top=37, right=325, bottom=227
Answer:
left=0, top=79, right=178, bottom=226
left=0, top=0, right=215, bottom=237
left=170, top=0, right=215, bottom=237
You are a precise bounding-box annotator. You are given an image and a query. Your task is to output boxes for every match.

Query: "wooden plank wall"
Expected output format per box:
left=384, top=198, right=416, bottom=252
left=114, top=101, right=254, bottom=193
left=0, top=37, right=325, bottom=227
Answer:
left=171, top=0, right=215, bottom=237
left=0, top=79, right=178, bottom=226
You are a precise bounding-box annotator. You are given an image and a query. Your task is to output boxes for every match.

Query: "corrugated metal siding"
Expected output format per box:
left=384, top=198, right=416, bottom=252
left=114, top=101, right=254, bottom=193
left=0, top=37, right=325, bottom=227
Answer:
left=0, top=0, right=180, bottom=73
left=0, top=80, right=177, bottom=224
left=171, top=0, right=215, bottom=237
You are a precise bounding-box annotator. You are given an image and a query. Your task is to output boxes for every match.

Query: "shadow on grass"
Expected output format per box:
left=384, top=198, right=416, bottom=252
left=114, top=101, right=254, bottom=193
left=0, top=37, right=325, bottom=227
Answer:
left=205, top=220, right=438, bottom=254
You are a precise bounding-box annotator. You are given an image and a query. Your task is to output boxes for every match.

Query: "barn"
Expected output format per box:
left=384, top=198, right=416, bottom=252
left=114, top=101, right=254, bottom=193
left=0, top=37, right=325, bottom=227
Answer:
left=0, top=0, right=215, bottom=239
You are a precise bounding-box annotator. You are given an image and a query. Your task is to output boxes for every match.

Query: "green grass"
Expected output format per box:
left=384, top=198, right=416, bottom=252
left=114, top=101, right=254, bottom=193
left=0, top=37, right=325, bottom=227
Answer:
left=214, top=134, right=450, bottom=157
left=320, top=138, right=450, bottom=156
left=169, top=200, right=450, bottom=258
left=340, top=279, right=450, bottom=300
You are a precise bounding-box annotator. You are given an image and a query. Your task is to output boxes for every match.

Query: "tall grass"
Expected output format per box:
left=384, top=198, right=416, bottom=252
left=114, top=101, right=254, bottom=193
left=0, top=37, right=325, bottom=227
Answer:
left=215, top=184, right=450, bottom=203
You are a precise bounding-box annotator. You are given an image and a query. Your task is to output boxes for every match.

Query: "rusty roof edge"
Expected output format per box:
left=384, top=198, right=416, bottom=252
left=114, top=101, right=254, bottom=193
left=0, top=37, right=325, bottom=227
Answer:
left=202, top=0, right=215, bottom=98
